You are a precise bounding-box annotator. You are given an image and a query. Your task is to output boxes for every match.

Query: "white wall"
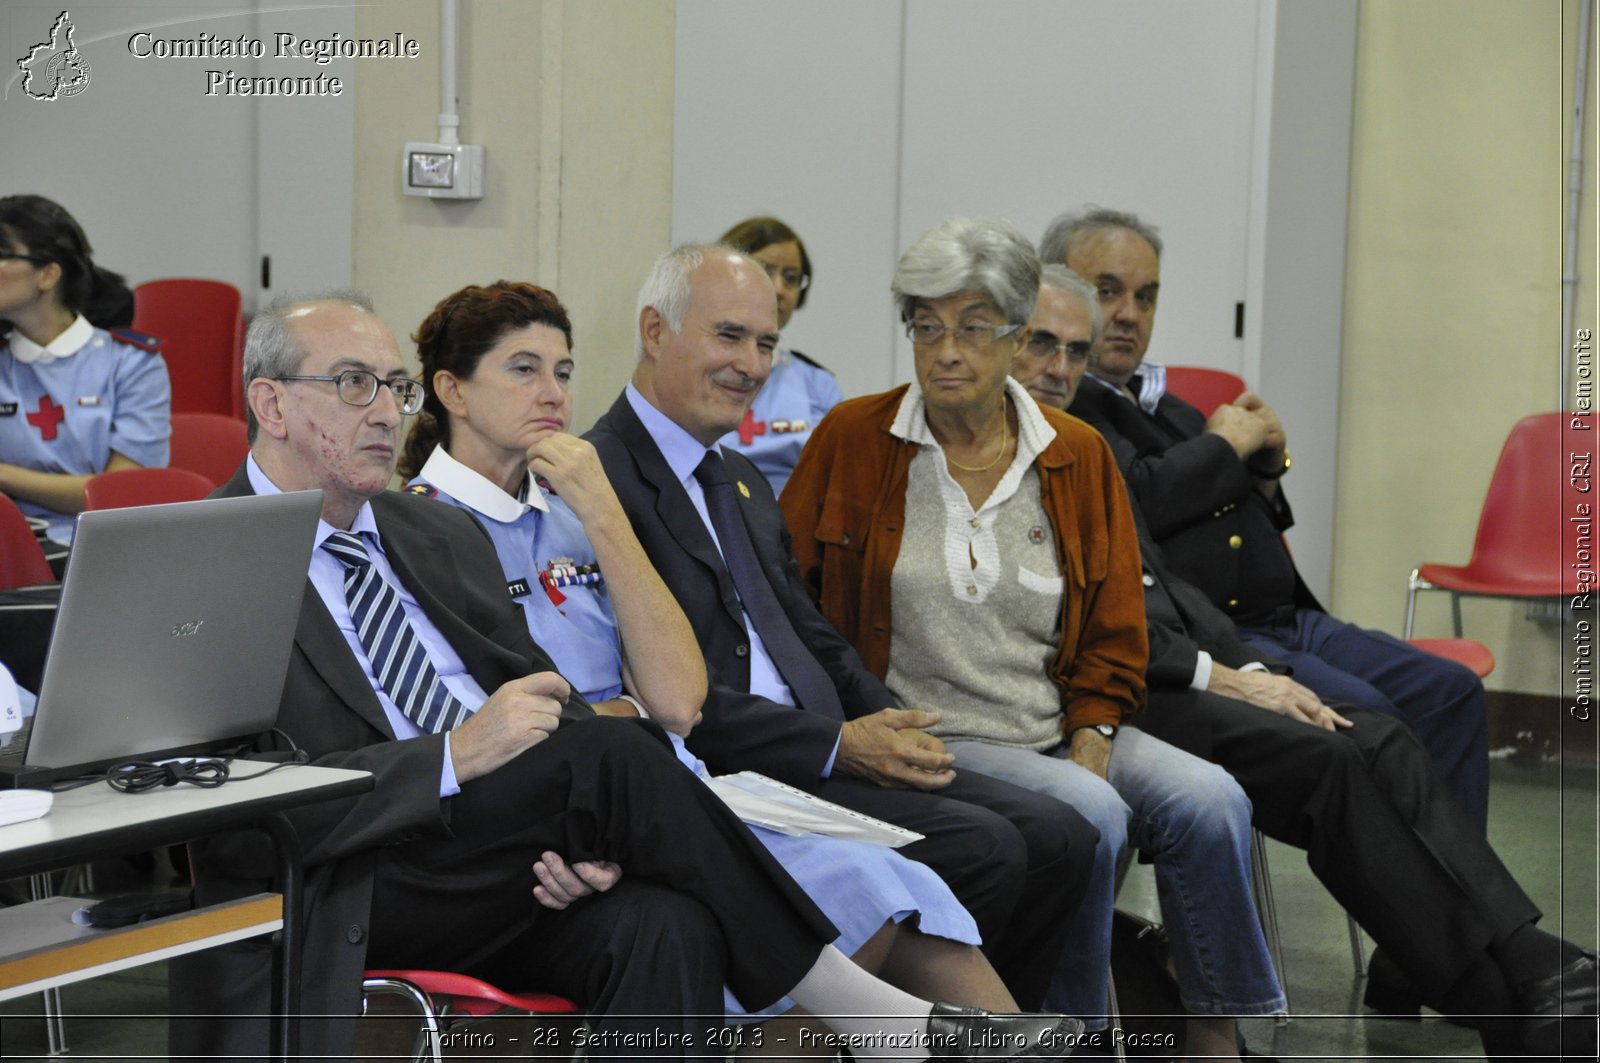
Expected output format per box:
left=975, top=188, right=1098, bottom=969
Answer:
left=350, top=0, right=676, bottom=435
left=1243, top=0, right=1359, bottom=603
left=672, top=0, right=905, bottom=400
left=896, top=0, right=1261, bottom=385
left=4, top=0, right=259, bottom=297
left=2, top=1, right=354, bottom=308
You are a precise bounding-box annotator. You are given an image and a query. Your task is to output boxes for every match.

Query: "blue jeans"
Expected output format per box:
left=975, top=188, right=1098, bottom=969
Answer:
left=947, top=728, right=1284, bottom=1027
left=1237, top=606, right=1489, bottom=830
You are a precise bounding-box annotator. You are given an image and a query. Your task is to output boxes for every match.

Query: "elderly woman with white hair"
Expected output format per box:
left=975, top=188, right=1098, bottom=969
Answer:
left=782, top=217, right=1284, bottom=1061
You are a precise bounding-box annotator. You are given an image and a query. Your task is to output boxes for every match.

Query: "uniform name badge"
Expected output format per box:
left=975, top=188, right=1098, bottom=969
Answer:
left=0, top=403, right=16, bottom=417
left=506, top=577, right=532, bottom=599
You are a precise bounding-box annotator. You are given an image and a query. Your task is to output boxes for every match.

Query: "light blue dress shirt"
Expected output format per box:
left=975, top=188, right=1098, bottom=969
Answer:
left=624, top=383, right=796, bottom=709
left=246, top=455, right=484, bottom=796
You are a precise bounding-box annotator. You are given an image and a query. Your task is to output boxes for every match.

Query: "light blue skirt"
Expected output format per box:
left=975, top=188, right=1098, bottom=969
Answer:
left=662, top=735, right=982, bottom=1018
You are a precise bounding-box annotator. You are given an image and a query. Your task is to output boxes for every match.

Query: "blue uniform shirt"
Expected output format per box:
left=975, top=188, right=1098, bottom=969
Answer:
left=409, top=446, right=625, bottom=704
left=716, top=349, right=841, bottom=498
left=0, top=315, right=171, bottom=541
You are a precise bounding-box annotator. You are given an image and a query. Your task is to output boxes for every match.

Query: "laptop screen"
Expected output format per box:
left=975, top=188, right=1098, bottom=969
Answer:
left=2, top=490, right=321, bottom=788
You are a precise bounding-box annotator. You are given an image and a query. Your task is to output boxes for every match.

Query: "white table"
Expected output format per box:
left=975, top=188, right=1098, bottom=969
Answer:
left=0, top=762, right=372, bottom=1061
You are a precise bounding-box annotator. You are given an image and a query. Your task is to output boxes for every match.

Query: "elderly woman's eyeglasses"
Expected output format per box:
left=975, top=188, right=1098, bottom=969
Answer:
left=0, top=252, right=50, bottom=266
left=906, top=319, right=1021, bottom=350
left=274, top=369, right=427, bottom=415
left=1023, top=332, right=1092, bottom=365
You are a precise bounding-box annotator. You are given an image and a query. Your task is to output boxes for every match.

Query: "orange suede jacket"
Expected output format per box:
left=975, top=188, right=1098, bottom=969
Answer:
left=780, top=385, right=1148, bottom=738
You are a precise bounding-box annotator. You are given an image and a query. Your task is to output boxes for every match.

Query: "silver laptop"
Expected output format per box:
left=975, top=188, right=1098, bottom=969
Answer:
left=0, top=490, right=322, bottom=788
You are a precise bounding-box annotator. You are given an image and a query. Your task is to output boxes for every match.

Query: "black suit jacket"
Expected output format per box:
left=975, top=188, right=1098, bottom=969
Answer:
left=173, top=463, right=592, bottom=1060
left=587, top=392, right=895, bottom=786
left=1134, top=502, right=1288, bottom=690
left=1068, top=381, right=1323, bottom=622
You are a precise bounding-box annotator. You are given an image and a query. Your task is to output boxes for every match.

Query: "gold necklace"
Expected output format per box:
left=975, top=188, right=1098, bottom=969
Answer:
left=945, top=414, right=1010, bottom=473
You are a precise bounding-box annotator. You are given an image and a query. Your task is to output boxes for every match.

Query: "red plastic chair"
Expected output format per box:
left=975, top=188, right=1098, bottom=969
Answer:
left=132, top=279, right=245, bottom=419
left=1406, top=637, right=1495, bottom=679
left=1405, top=412, right=1595, bottom=638
left=168, top=412, right=250, bottom=488
left=362, top=969, right=578, bottom=1062
left=82, top=467, right=215, bottom=511
left=1164, top=366, right=1247, bottom=417
left=0, top=493, right=54, bottom=589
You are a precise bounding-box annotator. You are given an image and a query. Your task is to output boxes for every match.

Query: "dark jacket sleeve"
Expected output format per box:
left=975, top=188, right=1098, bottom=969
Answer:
left=1133, top=492, right=1288, bottom=689
left=1073, top=389, right=1258, bottom=541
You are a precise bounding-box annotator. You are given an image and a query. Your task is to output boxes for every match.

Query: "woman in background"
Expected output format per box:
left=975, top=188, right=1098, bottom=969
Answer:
left=717, top=216, right=841, bottom=496
left=0, top=194, right=169, bottom=545
left=397, top=280, right=1079, bottom=1058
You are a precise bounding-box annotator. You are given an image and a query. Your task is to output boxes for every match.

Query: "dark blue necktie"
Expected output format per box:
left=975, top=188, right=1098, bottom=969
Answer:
left=693, top=451, right=844, bottom=721
left=322, top=531, right=471, bottom=733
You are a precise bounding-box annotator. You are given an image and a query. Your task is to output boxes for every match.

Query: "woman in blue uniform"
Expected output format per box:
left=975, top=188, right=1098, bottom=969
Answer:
left=397, top=281, right=1042, bottom=1030
left=0, top=195, right=170, bottom=544
left=717, top=217, right=842, bottom=496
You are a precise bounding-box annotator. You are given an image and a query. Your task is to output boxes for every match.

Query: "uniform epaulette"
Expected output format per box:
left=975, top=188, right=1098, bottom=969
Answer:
left=108, top=327, right=164, bottom=352
left=789, top=348, right=833, bottom=373
left=405, top=483, right=439, bottom=498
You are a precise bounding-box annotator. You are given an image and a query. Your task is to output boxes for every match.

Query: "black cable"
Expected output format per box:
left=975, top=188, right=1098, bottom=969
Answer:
left=47, top=732, right=310, bottom=794
left=105, top=758, right=231, bottom=793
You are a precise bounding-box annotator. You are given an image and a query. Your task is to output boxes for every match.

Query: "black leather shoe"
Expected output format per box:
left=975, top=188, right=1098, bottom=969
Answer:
left=926, top=1002, right=1085, bottom=1060
left=1362, top=946, right=1423, bottom=1019
left=1516, top=950, right=1599, bottom=1058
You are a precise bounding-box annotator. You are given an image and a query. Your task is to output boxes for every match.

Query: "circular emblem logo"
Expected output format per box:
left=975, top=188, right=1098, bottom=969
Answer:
left=45, top=50, right=91, bottom=98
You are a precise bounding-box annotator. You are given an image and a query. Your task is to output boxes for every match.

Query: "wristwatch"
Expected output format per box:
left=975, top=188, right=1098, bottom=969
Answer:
left=1074, top=723, right=1117, bottom=740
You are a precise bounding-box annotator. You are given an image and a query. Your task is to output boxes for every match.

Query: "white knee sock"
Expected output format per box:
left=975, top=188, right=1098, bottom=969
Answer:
left=786, top=944, right=936, bottom=1059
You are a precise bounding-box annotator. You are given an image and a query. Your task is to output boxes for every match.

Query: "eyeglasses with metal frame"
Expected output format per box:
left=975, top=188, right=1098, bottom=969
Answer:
left=273, top=369, right=427, bottom=415
left=1023, top=331, right=1092, bottom=364
left=905, top=319, right=1022, bottom=350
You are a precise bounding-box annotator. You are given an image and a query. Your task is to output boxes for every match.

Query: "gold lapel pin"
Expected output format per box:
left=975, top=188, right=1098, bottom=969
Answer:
left=737, top=481, right=751, bottom=498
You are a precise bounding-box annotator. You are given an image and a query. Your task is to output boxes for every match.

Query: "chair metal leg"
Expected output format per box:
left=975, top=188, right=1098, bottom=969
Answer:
left=1403, top=569, right=1424, bottom=638
left=1449, top=592, right=1463, bottom=638
left=1248, top=831, right=1290, bottom=1025
left=1107, top=972, right=1126, bottom=1062
left=362, top=978, right=445, bottom=1063
left=1347, top=914, right=1367, bottom=976
left=28, top=873, right=68, bottom=1055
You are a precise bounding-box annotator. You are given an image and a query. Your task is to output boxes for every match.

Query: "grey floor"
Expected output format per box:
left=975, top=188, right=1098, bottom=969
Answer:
left=2, top=757, right=1595, bottom=1061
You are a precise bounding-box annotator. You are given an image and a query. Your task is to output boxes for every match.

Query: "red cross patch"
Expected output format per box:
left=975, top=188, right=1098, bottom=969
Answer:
left=737, top=409, right=767, bottom=445
left=26, top=396, right=64, bottom=441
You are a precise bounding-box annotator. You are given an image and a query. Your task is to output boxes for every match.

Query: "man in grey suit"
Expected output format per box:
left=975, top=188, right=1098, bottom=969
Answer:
left=587, top=245, right=1097, bottom=1010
